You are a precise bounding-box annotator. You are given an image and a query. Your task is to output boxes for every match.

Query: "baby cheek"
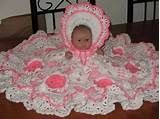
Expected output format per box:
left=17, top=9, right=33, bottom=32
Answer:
left=87, top=40, right=92, bottom=46
left=88, top=41, right=92, bottom=47
left=73, top=40, right=80, bottom=47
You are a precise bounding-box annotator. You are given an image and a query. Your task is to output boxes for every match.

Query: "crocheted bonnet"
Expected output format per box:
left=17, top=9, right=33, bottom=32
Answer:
left=60, top=2, right=110, bottom=64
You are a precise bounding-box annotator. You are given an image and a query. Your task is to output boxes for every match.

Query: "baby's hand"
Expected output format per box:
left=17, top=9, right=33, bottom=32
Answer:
left=96, top=48, right=104, bottom=55
left=65, top=51, right=73, bottom=59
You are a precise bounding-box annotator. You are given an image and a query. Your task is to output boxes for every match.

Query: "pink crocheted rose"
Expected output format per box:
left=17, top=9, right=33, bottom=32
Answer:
left=26, top=59, right=43, bottom=72
left=45, top=74, right=66, bottom=89
left=125, top=63, right=139, bottom=73
left=112, top=47, right=124, bottom=56
left=95, top=79, right=113, bottom=88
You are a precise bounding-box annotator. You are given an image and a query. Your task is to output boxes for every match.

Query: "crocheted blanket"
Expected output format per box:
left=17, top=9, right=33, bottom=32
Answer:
left=0, top=31, right=158, bottom=117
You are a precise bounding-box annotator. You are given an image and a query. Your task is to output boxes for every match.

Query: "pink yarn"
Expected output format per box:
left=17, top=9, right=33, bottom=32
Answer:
left=95, top=79, right=113, bottom=88
left=45, top=74, right=66, bottom=89
left=125, top=63, right=139, bottom=73
left=68, top=44, right=96, bottom=65
left=112, top=47, right=124, bottom=56
left=46, top=61, right=59, bottom=68
left=26, top=59, right=43, bottom=72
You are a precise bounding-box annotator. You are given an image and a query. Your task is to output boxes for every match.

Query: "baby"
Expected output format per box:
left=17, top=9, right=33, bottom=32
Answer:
left=0, top=3, right=158, bottom=117
left=65, top=25, right=104, bottom=59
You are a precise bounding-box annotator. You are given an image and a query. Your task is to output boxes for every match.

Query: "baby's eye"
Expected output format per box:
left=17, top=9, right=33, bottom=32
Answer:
left=85, top=39, right=89, bottom=41
left=78, top=40, right=81, bottom=42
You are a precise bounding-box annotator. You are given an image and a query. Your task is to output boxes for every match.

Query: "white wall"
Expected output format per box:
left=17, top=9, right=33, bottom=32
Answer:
left=96, top=0, right=159, bottom=23
left=97, top=0, right=128, bottom=25
left=0, top=0, right=31, bottom=20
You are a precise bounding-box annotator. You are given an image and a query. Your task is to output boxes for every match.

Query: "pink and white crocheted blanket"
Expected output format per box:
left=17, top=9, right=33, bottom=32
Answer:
left=0, top=31, right=158, bottom=117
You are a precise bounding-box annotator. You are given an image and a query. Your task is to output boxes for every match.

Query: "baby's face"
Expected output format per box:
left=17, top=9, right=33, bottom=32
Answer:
left=71, top=28, right=92, bottom=50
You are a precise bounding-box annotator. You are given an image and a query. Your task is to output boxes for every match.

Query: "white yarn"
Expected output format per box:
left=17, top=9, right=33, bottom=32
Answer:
left=0, top=31, right=158, bottom=117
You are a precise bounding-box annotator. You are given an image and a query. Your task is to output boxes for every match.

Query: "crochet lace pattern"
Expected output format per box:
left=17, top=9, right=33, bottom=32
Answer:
left=0, top=31, right=158, bottom=117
